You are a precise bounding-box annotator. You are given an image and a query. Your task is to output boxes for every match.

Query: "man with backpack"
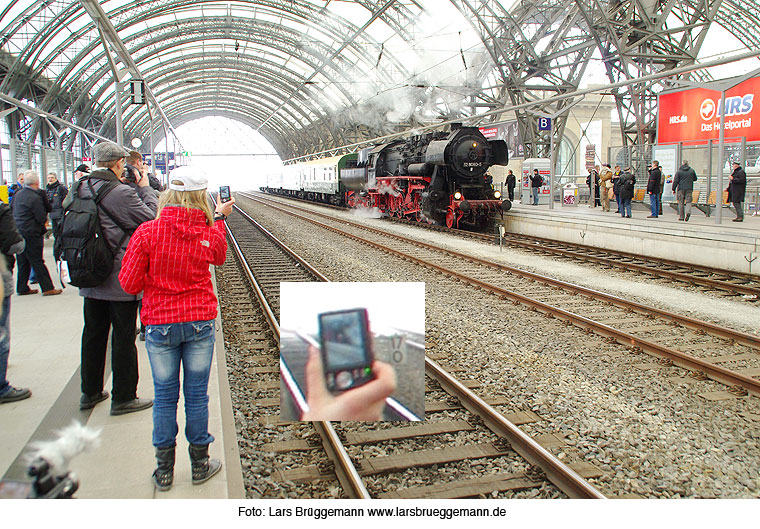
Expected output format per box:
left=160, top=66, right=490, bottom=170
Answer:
left=61, top=141, right=158, bottom=415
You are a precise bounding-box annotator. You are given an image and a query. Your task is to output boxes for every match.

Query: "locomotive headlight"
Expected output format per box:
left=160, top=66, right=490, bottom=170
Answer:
left=494, top=190, right=501, bottom=199
left=472, top=142, right=478, bottom=148
left=454, top=191, right=462, bottom=200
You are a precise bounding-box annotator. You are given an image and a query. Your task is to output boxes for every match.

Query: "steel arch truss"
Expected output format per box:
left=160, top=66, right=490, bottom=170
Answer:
left=0, top=0, right=423, bottom=156
left=1, top=0, right=758, bottom=160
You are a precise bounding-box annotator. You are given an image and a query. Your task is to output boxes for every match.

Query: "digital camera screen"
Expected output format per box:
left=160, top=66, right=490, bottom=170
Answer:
left=319, top=310, right=369, bottom=371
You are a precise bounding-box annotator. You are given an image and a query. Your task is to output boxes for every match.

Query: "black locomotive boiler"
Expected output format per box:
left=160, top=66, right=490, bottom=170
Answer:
left=341, top=123, right=510, bottom=228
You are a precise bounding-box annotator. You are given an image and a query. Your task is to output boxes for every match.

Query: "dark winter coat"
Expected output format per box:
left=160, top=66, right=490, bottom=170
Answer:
left=148, top=173, right=163, bottom=192
left=728, top=167, right=747, bottom=203
left=530, top=172, right=542, bottom=188
left=672, top=164, right=697, bottom=192
left=646, top=167, right=662, bottom=194
left=0, top=203, right=25, bottom=294
left=68, top=168, right=159, bottom=301
left=45, top=180, right=68, bottom=221
left=619, top=171, right=636, bottom=201
left=11, top=186, right=51, bottom=238
left=506, top=173, right=516, bottom=192
left=612, top=171, right=621, bottom=196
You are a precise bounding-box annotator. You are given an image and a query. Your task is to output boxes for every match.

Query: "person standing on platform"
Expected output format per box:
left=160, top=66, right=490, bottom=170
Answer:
left=646, top=161, right=662, bottom=218
left=588, top=165, right=600, bottom=207
left=11, top=171, right=60, bottom=297
left=45, top=172, right=67, bottom=239
left=119, top=166, right=234, bottom=491
left=77, top=142, right=157, bottom=415
left=673, top=160, right=697, bottom=221
left=659, top=174, right=667, bottom=216
left=0, top=201, right=30, bottom=404
left=599, top=164, right=613, bottom=212
left=530, top=169, right=542, bottom=205
left=612, top=165, right=622, bottom=213
left=506, top=170, right=516, bottom=201
left=728, top=161, right=747, bottom=222
left=619, top=167, right=635, bottom=218
left=8, top=173, right=24, bottom=206
left=73, top=164, right=89, bottom=182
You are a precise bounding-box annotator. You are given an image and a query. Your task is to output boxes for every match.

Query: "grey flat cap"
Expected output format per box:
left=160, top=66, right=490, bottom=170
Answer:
left=94, top=142, right=129, bottom=163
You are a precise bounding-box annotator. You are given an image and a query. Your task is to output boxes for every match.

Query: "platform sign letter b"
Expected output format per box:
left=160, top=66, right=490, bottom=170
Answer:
left=538, top=118, right=551, bottom=131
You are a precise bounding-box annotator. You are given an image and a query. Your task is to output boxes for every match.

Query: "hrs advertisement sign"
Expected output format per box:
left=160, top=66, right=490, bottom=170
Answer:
left=657, top=76, right=759, bottom=144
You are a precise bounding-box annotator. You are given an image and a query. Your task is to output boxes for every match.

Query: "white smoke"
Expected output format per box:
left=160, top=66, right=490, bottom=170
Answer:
left=351, top=206, right=383, bottom=218
left=321, top=4, right=495, bottom=133
left=374, top=181, right=401, bottom=197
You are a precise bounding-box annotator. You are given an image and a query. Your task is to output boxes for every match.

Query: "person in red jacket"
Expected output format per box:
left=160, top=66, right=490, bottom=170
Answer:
left=119, top=166, right=234, bottom=492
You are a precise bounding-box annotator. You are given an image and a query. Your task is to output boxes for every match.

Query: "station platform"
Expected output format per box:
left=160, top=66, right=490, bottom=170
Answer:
left=0, top=239, right=244, bottom=499
left=504, top=199, right=760, bottom=276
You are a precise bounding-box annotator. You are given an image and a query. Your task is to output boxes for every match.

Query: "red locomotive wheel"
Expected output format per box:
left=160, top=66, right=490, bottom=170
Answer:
left=445, top=208, right=455, bottom=228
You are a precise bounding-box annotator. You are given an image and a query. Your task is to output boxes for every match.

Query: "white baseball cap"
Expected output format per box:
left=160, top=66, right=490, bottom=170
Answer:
left=168, top=165, right=208, bottom=192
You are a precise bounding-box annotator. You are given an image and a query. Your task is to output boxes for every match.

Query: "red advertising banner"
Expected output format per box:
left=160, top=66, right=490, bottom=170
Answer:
left=657, top=76, right=760, bottom=144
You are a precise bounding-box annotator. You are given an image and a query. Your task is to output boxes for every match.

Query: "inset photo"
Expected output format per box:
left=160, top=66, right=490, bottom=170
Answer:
left=279, top=282, right=425, bottom=422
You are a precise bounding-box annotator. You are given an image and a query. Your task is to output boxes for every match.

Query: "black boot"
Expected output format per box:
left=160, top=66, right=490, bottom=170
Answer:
left=152, top=445, right=175, bottom=491
left=189, top=444, right=222, bottom=485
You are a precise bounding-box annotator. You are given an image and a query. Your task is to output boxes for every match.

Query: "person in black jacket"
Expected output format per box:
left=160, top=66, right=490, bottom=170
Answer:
left=530, top=169, right=542, bottom=205
left=0, top=202, right=30, bottom=403
left=10, top=171, right=61, bottom=296
left=672, top=160, right=698, bottom=221
left=45, top=172, right=68, bottom=238
left=506, top=169, right=516, bottom=201
left=728, top=161, right=747, bottom=222
left=646, top=161, right=662, bottom=218
left=619, top=167, right=636, bottom=218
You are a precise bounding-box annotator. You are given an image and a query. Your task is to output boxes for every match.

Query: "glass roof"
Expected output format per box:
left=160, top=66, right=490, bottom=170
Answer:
left=1, top=0, right=758, bottom=158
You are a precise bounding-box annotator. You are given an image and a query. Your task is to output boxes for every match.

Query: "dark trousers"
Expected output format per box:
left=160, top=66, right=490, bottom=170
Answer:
left=16, top=235, right=54, bottom=293
left=733, top=201, right=744, bottom=220
left=508, top=186, right=515, bottom=201
left=81, top=298, right=140, bottom=402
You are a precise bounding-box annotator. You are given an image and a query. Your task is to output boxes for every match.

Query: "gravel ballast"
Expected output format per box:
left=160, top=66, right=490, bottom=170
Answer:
left=229, top=194, right=760, bottom=498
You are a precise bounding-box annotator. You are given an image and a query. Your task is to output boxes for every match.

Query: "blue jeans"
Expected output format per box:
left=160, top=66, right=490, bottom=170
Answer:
left=532, top=187, right=539, bottom=204
left=622, top=199, right=632, bottom=217
left=146, top=320, right=216, bottom=448
left=0, top=295, right=11, bottom=396
left=649, top=193, right=659, bottom=217
left=616, top=194, right=622, bottom=212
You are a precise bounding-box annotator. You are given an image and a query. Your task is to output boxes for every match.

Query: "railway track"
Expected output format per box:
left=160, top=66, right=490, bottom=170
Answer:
left=257, top=191, right=760, bottom=300
left=219, top=203, right=605, bottom=499
left=237, top=192, right=760, bottom=399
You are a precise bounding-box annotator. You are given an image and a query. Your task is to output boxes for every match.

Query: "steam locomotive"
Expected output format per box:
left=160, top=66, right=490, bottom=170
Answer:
left=264, top=124, right=510, bottom=229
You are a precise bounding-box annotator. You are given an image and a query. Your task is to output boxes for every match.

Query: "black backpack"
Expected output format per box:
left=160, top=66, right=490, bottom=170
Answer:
left=54, top=178, right=129, bottom=288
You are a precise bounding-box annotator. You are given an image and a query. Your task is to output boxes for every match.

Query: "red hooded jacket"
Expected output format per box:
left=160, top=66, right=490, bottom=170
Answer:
left=119, top=206, right=227, bottom=325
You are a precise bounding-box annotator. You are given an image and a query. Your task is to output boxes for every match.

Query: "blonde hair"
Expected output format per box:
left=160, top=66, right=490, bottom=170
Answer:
left=157, top=184, right=214, bottom=226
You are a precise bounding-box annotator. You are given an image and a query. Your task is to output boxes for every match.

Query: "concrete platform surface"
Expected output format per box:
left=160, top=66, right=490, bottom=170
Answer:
left=0, top=239, right=243, bottom=499
left=505, top=199, right=760, bottom=275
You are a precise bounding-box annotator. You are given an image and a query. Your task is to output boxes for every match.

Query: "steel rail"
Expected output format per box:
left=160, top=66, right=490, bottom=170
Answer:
left=467, top=228, right=760, bottom=297
left=232, top=204, right=329, bottom=283
left=243, top=192, right=760, bottom=349
left=425, top=358, right=605, bottom=499
left=233, top=202, right=420, bottom=422
left=236, top=194, right=606, bottom=499
left=242, top=193, right=760, bottom=398
left=221, top=203, right=370, bottom=499
left=254, top=191, right=760, bottom=296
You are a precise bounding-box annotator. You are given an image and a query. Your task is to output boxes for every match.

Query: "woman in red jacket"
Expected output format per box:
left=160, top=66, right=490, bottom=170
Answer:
left=119, top=166, right=234, bottom=491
